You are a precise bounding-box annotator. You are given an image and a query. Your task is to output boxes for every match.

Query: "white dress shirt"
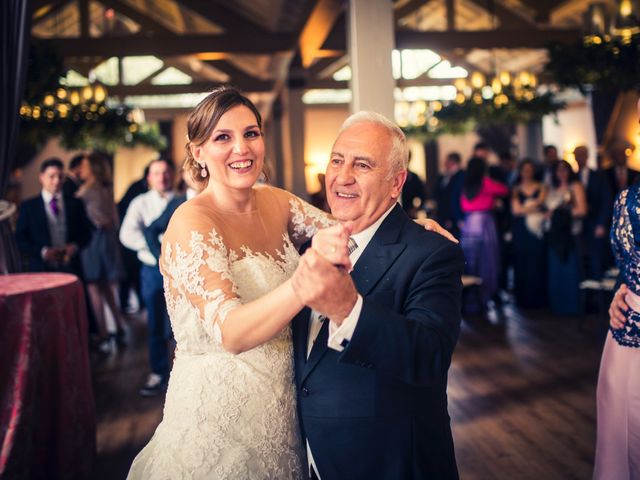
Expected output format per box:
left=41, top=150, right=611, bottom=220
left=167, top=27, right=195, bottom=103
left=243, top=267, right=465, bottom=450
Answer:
left=305, top=203, right=397, bottom=479
left=41, top=190, right=67, bottom=252
left=119, top=189, right=174, bottom=266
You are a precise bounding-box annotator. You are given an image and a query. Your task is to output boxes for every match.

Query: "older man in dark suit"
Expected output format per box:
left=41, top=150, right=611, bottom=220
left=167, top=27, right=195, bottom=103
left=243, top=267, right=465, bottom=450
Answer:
left=15, top=157, right=92, bottom=276
left=291, top=112, right=463, bottom=480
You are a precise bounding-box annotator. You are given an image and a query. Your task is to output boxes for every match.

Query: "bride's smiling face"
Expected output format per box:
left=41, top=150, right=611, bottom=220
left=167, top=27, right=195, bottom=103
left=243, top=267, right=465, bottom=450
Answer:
left=193, top=105, right=265, bottom=191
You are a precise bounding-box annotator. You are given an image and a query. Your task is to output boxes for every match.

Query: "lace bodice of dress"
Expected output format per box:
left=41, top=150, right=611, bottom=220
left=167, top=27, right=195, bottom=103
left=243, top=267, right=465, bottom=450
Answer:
left=160, top=184, right=333, bottom=353
left=126, top=186, right=333, bottom=479
left=611, top=185, right=640, bottom=347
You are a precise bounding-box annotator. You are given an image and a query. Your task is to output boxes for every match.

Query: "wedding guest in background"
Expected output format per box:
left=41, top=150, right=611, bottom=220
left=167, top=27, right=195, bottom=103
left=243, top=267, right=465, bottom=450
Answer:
left=542, top=144, right=560, bottom=184
left=15, top=157, right=91, bottom=277
left=401, top=152, right=427, bottom=218
left=117, top=164, right=150, bottom=313
left=544, top=160, right=587, bottom=316
left=120, top=159, right=176, bottom=396
left=511, top=159, right=547, bottom=309
left=144, top=167, right=200, bottom=261
left=460, top=156, right=508, bottom=314
left=434, top=152, right=464, bottom=239
left=62, top=153, right=85, bottom=197
left=574, top=145, right=612, bottom=280
left=77, top=152, right=128, bottom=353
left=604, top=139, right=640, bottom=196
left=473, top=141, right=491, bottom=160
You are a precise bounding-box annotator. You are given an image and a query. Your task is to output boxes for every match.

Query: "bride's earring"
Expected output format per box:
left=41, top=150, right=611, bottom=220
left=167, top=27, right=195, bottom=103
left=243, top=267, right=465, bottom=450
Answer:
left=200, top=164, right=208, bottom=178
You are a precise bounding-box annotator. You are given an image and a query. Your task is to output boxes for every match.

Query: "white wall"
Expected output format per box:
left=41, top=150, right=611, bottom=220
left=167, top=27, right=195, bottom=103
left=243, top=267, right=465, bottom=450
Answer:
left=542, top=96, right=598, bottom=169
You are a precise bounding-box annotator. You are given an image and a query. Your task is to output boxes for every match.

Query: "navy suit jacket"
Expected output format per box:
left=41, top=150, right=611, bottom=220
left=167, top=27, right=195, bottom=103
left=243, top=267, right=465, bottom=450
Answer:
left=144, top=194, right=187, bottom=260
left=15, top=193, right=92, bottom=274
left=292, top=205, right=464, bottom=480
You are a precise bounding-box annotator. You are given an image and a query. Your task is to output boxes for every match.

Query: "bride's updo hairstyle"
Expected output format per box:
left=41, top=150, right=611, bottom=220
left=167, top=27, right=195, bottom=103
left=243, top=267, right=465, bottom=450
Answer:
left=185, top=85, right=263, bottom=188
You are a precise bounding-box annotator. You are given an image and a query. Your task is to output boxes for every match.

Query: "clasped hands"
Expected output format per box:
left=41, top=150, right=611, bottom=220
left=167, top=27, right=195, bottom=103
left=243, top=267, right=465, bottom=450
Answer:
left=291, top=222, right=358, bottom=326
left=44, top=244, right=77, bottom=265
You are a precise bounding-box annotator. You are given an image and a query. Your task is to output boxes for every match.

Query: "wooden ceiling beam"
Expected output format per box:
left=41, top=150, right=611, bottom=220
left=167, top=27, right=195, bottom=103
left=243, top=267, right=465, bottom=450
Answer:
left=108, top=79, right=274, bottom=96
left=43, top=32, right=296, bottom=57
left=466, top=0, right=535, bottom=29
left=303, top=76, right=456, bottom=89
left=394, top=0, right=433, bottom=22
left=33, top=0, right=72, bottom=25
left=100, top=0, right=175, bottom=34
left=396, top=28, right=581, bottom=50
left=204, top=59, right=265, bottom=86
left=520, top=0, right=570, bottom=23
left=176, top=0, right=270, bottom=35
left=298, top=0, right=344, bottom=68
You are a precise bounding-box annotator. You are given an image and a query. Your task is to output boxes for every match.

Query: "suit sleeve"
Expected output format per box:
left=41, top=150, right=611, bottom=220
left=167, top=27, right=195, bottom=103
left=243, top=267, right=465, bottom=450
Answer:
left=339, top=241, right=464, bottom=386
left=144, top=201, right=175, bottom=260
left=15, top=203, right=43, bottom=258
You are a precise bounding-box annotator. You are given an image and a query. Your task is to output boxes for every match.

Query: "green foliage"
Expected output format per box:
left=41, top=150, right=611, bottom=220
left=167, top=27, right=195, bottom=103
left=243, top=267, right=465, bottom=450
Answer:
left=402, top=92, right=565, bottom=140
left=545, top=35, right=640, bottom=93
left=17, top=42, right=166, bottom=158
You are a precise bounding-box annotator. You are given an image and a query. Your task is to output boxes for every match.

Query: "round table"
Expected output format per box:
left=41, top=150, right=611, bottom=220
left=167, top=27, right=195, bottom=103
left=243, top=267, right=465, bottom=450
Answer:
left=0, top=273, right=96, bottom=478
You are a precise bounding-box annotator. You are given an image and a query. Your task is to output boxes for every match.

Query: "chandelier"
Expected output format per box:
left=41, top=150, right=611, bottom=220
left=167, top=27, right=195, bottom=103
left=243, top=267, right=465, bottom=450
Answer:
left=20, top=83, right=109, bottom=123
left=452, top=70, right=538, bottom=108
left=584, top=0, right=640, bottom=44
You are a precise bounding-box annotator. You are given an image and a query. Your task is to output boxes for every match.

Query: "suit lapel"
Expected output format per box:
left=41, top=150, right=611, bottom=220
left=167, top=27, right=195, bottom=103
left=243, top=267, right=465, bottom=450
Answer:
left=350, top=205, right=407, bottom=296
left=36, top=196, right=51, bottom=245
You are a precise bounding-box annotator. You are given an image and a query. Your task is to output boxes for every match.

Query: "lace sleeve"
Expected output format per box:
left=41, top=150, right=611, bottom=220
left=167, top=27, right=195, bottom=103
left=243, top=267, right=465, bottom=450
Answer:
left=160, top=207, right=241, bottom=343
left=286, top=193, right=335, bottom=247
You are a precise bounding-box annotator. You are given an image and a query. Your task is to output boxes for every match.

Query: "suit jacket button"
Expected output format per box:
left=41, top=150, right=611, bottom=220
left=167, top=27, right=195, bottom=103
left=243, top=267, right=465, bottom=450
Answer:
left=301, top=387, right=310, bottom=397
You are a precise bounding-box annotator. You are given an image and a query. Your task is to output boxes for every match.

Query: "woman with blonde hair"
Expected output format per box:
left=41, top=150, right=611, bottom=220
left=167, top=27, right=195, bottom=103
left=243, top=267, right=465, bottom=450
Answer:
left=77, top=152, right=127, bottom=352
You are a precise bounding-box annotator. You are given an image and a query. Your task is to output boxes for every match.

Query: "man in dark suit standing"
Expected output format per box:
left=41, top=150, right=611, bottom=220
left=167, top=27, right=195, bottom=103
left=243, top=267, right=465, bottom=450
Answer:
left=574, top=146, right=612, bottom=279
left=291, top=112, right=464, bottom=480
left=434, top=152, right=464, bottom=239
left=15, top=157, right=92, bottom=276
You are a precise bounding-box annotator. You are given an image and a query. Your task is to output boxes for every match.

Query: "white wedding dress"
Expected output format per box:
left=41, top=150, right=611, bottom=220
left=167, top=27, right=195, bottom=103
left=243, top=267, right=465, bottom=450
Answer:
left=128, top=186, right=331, bottom=480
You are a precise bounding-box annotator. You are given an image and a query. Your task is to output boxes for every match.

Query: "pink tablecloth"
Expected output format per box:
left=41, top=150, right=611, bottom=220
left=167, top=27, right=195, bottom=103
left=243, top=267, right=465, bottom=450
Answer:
left=0, top=273, right=96, bottom=479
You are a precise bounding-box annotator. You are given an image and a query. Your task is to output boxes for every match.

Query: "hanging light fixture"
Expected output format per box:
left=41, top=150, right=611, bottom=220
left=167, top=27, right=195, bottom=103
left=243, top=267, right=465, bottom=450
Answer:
left=612, top=0, right=640, bottom=42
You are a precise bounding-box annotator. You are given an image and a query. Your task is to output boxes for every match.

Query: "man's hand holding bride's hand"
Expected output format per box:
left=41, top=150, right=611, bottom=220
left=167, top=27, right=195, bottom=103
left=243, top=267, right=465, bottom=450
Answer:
left=310, top=222, right=353, bottom=271
left=292, top=227, right=358, bottom=324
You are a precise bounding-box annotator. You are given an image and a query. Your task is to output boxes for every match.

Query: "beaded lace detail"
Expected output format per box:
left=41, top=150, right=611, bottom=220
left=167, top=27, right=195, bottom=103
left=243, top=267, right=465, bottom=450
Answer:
left=127, top=186, right=331, bottom=479
left=610, top=186, right=640, bottom=348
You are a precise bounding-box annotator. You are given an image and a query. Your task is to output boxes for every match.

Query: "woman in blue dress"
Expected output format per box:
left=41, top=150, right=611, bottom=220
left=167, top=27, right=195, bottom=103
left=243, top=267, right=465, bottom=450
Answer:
left=544, top=160, right=587, bottom=315
left=594, top=182, right=640, bottom=479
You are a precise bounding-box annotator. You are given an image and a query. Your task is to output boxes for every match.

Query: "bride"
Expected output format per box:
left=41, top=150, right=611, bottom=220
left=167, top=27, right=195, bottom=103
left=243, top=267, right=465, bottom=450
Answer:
left=128, top=86, right=450, bottom=479
left=127, top=86, right=337, bottom=479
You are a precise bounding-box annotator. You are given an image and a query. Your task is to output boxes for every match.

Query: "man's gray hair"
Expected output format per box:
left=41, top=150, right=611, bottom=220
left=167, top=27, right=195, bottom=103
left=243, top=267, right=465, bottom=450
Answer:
left=338, top=111, right=409, bottom=176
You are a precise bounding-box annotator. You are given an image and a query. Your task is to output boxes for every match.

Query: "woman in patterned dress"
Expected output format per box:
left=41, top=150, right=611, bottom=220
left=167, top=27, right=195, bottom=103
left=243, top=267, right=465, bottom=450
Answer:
left=594, top=180, right=640, bottom=479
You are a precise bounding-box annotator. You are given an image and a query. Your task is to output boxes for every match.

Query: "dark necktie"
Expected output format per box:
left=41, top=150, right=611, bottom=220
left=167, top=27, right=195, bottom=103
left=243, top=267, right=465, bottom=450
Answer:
left=50, top=196, right=60, bottom=217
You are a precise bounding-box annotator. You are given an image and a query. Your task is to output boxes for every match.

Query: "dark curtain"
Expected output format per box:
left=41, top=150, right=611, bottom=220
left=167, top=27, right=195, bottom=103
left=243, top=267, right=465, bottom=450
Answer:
left=0, top=0, right=32, bottom=274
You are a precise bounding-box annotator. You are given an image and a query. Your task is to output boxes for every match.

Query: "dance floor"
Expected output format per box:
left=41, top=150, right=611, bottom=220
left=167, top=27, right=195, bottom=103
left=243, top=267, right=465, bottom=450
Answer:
left=91, top=302, right=605, bottom=479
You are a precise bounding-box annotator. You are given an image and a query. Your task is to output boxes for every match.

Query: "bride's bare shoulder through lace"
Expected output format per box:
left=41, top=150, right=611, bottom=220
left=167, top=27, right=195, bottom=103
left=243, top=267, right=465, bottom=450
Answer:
left=266, top=186, right=335, bottom=247
left=160, top=202, right=241, bottom=343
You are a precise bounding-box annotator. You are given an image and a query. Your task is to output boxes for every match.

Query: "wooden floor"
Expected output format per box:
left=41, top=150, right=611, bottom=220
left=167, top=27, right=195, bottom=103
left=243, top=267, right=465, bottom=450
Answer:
left=90, top=301, right=607, bottom=480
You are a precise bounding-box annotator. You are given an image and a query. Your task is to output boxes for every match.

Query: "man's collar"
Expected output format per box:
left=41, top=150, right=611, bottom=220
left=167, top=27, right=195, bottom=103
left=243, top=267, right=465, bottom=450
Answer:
left=41, top=190, right=61, bottom=202
left=350, top=202, right=397, bottom=255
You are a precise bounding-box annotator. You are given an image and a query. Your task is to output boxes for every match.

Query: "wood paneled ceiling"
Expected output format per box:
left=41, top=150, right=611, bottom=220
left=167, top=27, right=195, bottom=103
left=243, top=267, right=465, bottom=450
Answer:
left=31, top=0, right=606, bottom=112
